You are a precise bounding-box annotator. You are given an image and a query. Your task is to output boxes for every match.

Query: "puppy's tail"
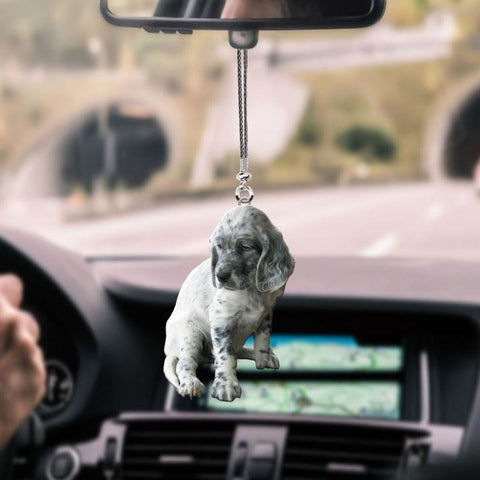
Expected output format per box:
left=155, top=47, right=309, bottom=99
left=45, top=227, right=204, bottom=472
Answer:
left=163, top=355, right=179, bottom=388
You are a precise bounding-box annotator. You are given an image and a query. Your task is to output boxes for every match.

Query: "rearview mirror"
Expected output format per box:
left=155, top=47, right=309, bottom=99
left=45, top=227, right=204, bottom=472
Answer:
left=100, top=0, right=386, bottom=33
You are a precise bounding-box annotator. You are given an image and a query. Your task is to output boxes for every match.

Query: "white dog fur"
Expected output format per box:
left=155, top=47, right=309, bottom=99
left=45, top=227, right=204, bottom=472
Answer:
left=164, top=205, right=295, bottom=402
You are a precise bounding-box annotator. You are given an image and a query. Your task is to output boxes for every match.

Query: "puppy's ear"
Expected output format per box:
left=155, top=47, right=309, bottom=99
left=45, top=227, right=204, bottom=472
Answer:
left=256, top=226, right=295, bottom=292
left=210, top=240, right=218, bottom=288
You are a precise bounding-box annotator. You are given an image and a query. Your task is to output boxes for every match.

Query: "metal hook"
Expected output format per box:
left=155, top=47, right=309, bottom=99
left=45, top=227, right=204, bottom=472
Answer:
left=235, top=185, right=254, bottom=205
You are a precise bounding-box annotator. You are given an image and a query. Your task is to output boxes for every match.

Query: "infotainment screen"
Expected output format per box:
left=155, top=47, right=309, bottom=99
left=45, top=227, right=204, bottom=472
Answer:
left=206, top=381, right=401, bottom=419
left=202, top=335, right=403, bottom=420
left=237, top=335, right=403, bottom=372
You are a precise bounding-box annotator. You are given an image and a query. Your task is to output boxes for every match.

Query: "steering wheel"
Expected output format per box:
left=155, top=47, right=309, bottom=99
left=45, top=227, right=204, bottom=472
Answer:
left=0, top=414, right=44, bottom=479
left=0, top=437, right=17, bottom=479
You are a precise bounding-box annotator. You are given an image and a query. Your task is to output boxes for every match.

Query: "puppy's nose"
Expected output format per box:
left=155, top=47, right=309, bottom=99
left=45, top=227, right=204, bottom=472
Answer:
left=216, top=271, right=231, bottom=283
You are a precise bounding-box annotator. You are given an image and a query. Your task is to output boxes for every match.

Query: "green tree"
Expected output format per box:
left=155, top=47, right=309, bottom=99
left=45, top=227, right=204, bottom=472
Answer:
left=336, top=125, right=397, bottom=162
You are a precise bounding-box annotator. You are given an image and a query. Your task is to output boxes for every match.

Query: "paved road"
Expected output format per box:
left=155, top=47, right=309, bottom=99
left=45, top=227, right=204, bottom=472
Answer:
left=1, top=181, right=479, bottom=261
left=271, top=11, right=455, bottom=72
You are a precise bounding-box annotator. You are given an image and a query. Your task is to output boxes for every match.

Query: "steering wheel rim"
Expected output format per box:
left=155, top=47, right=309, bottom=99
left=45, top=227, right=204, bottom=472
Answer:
left=0, top=436, right=17, bottom=480
left=0, top=413, right=44, bottom=479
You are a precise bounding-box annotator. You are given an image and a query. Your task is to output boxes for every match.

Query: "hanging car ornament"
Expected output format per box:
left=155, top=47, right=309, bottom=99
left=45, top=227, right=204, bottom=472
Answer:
left=163, top=46, right=295, bottom=402
left=99, top=0, right=386, bottom=403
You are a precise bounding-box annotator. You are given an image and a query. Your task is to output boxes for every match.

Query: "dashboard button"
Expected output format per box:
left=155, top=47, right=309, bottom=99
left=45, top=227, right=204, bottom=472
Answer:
left=51, top=453, right=74, bottom=479
left=251, top=442, right=276, bottom=460
left=232, top=442, right=248, bottom=477
left=104, top=437, right=117, bottom=471
left=247, top=443, right=277, bottom=480
left=47, top=447, right=80, bottom=480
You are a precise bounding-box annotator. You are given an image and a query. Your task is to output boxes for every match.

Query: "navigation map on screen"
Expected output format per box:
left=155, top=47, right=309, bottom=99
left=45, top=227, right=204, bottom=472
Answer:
left=205, top=335, right=402, bottom=419
left=237, top=335, right=403, bottom=372
left=206, top=381, right=401, bottom=419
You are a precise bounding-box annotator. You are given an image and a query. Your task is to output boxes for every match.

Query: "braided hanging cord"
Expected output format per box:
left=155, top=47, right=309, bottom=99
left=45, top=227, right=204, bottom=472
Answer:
left=235, top=49, right=254, bottom=205
left=238, top=49, right=248, bottom=171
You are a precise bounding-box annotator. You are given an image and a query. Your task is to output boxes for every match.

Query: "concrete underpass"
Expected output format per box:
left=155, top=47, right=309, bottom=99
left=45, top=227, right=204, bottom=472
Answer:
left=443, top=87, right=480, bottom=178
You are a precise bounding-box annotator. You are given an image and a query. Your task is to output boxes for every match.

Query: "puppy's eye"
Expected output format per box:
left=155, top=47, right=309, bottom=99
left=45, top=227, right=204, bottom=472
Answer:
left=216, top=243, right=223, bottom=250
left=239, top=243, right=253, bottom=252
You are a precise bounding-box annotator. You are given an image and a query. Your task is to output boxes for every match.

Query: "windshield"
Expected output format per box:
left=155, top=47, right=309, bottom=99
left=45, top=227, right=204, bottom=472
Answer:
left=1, top=2, right=479, bottom=260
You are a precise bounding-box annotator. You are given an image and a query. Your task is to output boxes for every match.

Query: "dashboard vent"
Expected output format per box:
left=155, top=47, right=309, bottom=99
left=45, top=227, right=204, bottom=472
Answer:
left=283, top=424, right=412, bottom=480
left=122, top=419, right=235, bottom=480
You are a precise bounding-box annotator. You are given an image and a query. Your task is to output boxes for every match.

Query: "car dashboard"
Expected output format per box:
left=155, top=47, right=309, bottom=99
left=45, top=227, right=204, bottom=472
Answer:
left=1, top=227, right=480, bottom=479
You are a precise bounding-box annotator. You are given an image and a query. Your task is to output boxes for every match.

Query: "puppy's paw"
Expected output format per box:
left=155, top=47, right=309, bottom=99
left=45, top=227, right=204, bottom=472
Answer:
left=255, top=349, right=280, bottom=370
left=211, top=375, right=242, bottom=402
left=177, top=377, right=206, bottom=399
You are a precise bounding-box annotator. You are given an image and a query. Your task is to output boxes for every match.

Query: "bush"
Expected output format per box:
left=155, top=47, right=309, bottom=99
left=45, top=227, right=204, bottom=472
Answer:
left=297, top=101, right=322, bottom=147
left=336, top=125, right=397, bottom=161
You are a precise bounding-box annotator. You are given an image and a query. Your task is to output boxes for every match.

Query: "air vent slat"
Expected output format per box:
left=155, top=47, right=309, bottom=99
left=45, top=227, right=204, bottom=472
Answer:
left=122, top=471, right=162, bottom=479
left=123, top=470, right=226, bottom=480
left=128, top=430, right=231, bottom=440
left=124, top=444, right=230, bottom=454
left=122, top=420, right=234, bottom=480
left=124, top=458, right=227, bottom=467
left=282, top=425, right=425, bottom=480
left=286, top=447, right=400, bottom=463
left=287, top=433, right=404, bottom=451
left=283, top=461, right=396, bottom=476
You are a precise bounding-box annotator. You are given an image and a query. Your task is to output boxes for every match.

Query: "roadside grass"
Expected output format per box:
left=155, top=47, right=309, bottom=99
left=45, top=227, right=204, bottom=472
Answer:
left=267, top=45, right=480, bottom=187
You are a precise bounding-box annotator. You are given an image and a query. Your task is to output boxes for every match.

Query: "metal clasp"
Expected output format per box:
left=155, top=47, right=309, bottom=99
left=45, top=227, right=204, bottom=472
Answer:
left=235, top=184, right=254, bottom=205
left=235, top=170, right=254, bottom=205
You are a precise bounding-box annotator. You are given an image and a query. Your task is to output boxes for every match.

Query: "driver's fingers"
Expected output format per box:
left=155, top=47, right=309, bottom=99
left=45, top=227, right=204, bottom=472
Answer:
left=0, top=309, right=40, bottom=353
left=17, top=311, right=40, bottom=343
left=0, top=323, right=46, bottom=401
left=12, top=325, right=46, bottom=402
left=0, top=274, right=23, bottom=309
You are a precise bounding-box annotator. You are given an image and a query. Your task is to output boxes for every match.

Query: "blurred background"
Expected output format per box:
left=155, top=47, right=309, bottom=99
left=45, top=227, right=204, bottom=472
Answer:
left=1, top=0, right=480, bottom=259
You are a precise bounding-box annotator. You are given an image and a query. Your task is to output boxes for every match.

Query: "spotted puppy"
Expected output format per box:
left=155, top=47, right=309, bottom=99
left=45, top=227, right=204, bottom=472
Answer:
left=164, top=205, right=295, bottom=402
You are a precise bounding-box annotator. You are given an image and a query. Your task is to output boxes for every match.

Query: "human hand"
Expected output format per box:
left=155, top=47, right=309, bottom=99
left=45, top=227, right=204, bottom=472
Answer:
left=0, top=275, right=45, bottom=450
left=221, top=0, right=287, bottom=19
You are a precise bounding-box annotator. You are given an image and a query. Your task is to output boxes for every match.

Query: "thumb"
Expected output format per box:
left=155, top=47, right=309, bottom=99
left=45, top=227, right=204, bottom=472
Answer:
left=0, top=274, right=24, bottom=309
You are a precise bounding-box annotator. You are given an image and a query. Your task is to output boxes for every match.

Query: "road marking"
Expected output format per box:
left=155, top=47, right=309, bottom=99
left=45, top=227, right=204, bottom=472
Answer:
left=425, top=202, right=445, bottom=221
left=361, top=233, right=399, bottom=258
